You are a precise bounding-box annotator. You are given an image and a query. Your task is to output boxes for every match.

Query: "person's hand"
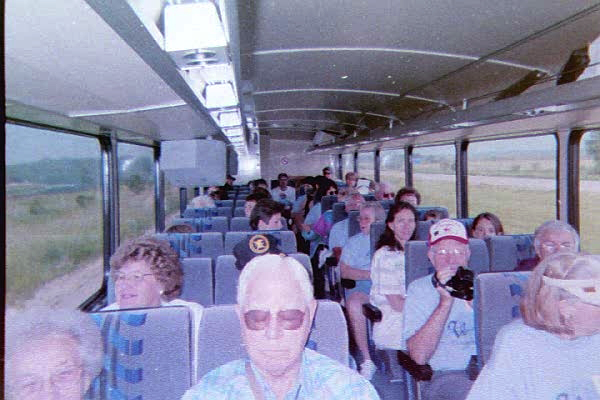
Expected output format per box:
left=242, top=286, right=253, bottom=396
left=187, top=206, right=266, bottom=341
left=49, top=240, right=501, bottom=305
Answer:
left=434, top=268, right=456, bottom=303
left=302, top=223, right=311, bottom=232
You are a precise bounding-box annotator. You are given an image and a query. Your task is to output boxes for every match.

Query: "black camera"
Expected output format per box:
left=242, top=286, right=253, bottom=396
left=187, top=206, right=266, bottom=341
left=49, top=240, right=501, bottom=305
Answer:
left=432, top=267, right=474, bottom=301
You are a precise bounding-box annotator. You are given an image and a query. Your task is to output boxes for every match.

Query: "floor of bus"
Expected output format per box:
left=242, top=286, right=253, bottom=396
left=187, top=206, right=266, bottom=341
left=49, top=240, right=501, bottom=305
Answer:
left=371, top=368, right=406, bottom=399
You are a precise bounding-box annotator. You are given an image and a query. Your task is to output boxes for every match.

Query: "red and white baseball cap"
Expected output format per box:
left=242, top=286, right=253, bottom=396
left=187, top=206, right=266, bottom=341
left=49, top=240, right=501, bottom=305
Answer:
left=429, top=219, right=468, bottom=245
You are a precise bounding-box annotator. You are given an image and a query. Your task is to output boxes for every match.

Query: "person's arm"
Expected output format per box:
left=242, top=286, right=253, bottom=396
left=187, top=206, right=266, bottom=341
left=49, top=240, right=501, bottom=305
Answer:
left=385, top=295, right=405, bottom=313
left=406, top=268, right=455, bottom=365
left=406, top=292, right=453, bottom=364
left=339, top=260, right=371, bottom=280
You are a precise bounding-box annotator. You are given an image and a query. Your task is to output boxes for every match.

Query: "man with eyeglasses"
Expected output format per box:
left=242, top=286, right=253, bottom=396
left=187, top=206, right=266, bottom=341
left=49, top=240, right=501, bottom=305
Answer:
left=402, top=219, right=476, bottom=399
left=182, top=254, right=379, bottom=399
left=516, top=220, right=580, bottom=271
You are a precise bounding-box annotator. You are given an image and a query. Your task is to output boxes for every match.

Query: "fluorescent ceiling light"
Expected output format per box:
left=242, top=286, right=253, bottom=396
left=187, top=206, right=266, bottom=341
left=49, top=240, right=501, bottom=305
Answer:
left=205, top=83, right=238, bottom=109
left=164, top=2, right=227, bottom=51
left=219, top=110, right=241, bottom=127
left=224, top=127, right=243, bottom=137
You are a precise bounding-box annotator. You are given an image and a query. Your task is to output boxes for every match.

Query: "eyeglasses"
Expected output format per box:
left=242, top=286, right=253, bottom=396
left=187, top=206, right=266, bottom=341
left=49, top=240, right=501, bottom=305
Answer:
left=327, top=190, right=338, bottom=195
left=432, top=248, right=467, bottom=256
left=541, top=242, right=574, bottom=252
left=16, top=365, right=82, bottom=394
left=243, top=309, right=306, bottom=331
left=112, top=272, right=155, bottom=282
left=382, top=193, right=395, bottom=199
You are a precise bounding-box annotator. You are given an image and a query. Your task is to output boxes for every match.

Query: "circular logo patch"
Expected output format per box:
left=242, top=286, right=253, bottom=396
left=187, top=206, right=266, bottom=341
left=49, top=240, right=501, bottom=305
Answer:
left=249, top=234, right=270, bottom=254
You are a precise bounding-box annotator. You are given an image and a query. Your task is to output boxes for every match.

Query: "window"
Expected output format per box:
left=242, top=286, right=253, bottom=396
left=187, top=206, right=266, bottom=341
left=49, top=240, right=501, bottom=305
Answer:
left=468, top=135, right=557, bottom=234
left=413, top=145, right=456, bottom=216
left=6, top=124, right=103, bottom=307
left=380, top=148, right=405, bottom=191
left=579, top=131, right=600, bottom=252
left=118, top=143, right=156, bottom=241
left=342, top=153, right=354, bottom=177
left=356, top=152, right=375, bottom=180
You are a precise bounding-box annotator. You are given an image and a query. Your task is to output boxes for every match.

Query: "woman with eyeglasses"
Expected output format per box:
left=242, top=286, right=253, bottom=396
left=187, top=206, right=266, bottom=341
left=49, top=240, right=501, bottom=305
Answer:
left=467, top=252, right=600, bottom=399
left=6, top=307, right=103, bottom=400
left=339, top=201, right=387, bottom=379
left=369, top=201, right=418, bottom=356
left=103, top=236, right=203, bottom=371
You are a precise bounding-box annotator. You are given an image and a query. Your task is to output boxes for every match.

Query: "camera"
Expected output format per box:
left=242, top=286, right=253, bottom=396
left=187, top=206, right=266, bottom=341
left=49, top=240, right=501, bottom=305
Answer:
left=432, top=266, right=474, bottom=301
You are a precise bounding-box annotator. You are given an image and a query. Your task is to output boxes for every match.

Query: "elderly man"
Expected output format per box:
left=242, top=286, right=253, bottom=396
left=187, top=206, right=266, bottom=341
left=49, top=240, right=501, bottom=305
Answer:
left=517, top=220, right=580, bottom=271
left=403, top=219, right=476, bottom=399
left=182, top=254, right=379, bottom=399
left=6, top=307, right=103, bottom=400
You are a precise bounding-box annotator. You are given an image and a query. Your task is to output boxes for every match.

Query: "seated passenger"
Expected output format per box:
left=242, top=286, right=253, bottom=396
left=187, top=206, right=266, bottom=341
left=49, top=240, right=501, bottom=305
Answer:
left=342, top=172, right=358, bottom=189
left=340, top=201, right=386, bottom=379
left=403, top=219, right=476, bottom=399
left=165, top=223, right=194, bottom=234
left=244, top=191, right=271, bottom=218
left=423, top=209, right=443, bottom=222
left=5, top=307, right=103, bottom=400
left=103, top=236, right=203, bottom=371
left=301, top=178, right=338, bottom=257
left=329, top=191, right=366, bottom=256
left=470, top=212, right=504, bottom=239
left=271, top=172, right=296, bottom=206
left=322, top=166, right=333, bottom=179
left=516, top=220, right=579, bottom=271
left=370, top=201, right=418, bottom=350
left=466, top=252, right=600, bottom=399
left=373, top=182, right=395, bottom=201
left=394, top=186, right=421, bottom=207
left=254, top=178, right=269, bottom=190
left=181, top=254, right=380, bottom=399
left=233, top=198, right=284, bottom=270
left=191, top=194, right=216, bottom=208
left=223, top=174, right=236, bottom=192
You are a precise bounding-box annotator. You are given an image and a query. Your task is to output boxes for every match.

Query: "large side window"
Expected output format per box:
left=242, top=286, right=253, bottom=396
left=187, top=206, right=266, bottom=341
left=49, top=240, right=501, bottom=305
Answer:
left=6, top=124, right=103, bottom=307
left=413, top=145, right=456, bottom=216
left=118, top=143, right=156, bottom=241
left=342, top=153, right=354, bottom=177
left=579, top=131, right=600, bottom=252
left=380, top=148, right=405, bottom=192
left=356, top=152, right=374, bottom=181
left=468, top=135, right=557, bottom=234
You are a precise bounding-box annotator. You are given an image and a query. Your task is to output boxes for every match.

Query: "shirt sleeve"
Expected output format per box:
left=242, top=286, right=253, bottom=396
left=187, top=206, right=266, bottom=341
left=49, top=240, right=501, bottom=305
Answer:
left=304, top=203, right=321, bottom=225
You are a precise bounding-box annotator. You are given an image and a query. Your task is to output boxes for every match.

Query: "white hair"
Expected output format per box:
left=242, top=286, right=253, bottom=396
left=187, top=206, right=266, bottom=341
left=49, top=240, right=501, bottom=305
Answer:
left=191, top=195, right=215, bottom=208
left=5, top=307, right=103, bottom=387
left=237, top=254, right=314, bottom=306
left=534, top=220, right=580, bottom=251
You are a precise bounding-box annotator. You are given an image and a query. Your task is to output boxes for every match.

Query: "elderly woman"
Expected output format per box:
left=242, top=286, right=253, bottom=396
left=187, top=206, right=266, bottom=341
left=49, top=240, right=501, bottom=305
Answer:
left=5, top=307, right=103, bottom=400
left=340, top=201, right=386, bottom=379
left=103, top=236, right=203, bottom=371
left=467, top=252, right=600, bottom=399
left=471, top=212, right=504, bottom=239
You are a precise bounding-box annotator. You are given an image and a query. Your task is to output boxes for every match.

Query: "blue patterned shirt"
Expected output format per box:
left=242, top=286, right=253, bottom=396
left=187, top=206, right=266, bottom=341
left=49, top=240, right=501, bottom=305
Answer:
left=181, top=348, right=380, bottom=399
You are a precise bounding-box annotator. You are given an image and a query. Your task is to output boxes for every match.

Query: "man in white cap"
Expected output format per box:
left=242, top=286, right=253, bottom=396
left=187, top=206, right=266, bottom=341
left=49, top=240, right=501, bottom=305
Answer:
left=402, top=219, right=476, bottom=399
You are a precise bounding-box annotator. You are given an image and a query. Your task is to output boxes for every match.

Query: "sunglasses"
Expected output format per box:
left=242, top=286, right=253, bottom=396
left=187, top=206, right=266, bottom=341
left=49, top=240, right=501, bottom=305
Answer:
left=243, top=309, right=306, bottom=331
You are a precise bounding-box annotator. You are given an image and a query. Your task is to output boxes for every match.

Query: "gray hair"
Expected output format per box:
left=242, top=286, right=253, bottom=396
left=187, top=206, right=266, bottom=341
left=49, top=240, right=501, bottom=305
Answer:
left=237, top=254, right=314, bottom=307
left=360, top=201, right=386, bottom=222
left=534, top=220, right=580, bottom=252
left=5, top=307, right=103, bottom=391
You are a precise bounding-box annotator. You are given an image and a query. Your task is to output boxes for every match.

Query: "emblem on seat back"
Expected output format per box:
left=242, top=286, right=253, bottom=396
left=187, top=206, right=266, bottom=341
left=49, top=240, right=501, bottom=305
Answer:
left=249, top=234, right=270, bottom=254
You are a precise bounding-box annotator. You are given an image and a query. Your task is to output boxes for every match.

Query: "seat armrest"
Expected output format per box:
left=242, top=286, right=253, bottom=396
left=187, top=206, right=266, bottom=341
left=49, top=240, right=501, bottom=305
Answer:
left=362, top=303, right=383, bottom=323
left=397, top=350, right=433, bottom=381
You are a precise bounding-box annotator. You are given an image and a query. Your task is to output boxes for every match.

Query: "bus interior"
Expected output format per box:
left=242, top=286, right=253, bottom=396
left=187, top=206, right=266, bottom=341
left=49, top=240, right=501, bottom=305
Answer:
left=5, top=0, right=600, bottom=399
